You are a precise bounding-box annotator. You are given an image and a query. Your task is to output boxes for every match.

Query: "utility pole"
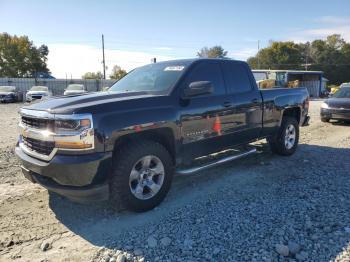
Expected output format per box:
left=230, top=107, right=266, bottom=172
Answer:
left=305, top=45, right=309, bottom=71
left=302, top=44, right=311, bottom=71
left=257, top=40, right=260, bottom=69
left=102, top=34, right=106, bottom=79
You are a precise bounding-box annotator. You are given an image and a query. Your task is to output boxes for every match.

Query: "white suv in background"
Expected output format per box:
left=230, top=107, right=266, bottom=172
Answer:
left=26, top=86, right=51, bottom=102
left=63, top=84, right=87, bottom=96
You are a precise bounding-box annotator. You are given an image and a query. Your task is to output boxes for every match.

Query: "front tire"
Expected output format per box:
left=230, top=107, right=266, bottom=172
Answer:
left=110, top=140, right=174, bottom=212
left=268, top=117, right=299, bottom=156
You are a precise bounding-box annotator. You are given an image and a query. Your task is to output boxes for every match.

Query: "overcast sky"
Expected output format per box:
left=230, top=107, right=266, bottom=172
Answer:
left=1, top=0, right=350, bottom=78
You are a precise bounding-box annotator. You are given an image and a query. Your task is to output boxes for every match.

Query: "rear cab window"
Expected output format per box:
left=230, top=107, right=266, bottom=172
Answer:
left=222, top=61, right=253, bottom=94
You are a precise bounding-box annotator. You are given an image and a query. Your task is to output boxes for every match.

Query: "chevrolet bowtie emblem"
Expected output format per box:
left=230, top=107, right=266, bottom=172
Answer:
left=22, top=128, right=29, bottom=137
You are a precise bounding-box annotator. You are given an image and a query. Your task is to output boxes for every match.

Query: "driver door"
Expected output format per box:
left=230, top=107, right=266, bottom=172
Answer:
left=178, top=60, right=232, bottom=160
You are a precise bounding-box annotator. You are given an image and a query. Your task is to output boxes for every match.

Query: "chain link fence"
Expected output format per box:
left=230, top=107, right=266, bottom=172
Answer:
left=0, top=78, right=117, bottom=100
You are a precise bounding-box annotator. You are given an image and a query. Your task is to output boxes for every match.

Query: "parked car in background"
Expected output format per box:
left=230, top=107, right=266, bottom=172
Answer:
left=26, top=86, right=51, bottom=102
left=63, top=84, right=87, bottom=96
left=0, top=86, right=20, bottom=103
left=321, top=86, right=350, bottom=122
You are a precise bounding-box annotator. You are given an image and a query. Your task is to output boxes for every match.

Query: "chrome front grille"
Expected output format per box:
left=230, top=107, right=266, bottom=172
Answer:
left=19, top=109, right=56, bottom=161
left=31, top=95, right=43, bottom=99
left=21, top=116, right=54, bottom=130
left=19, top=108, right=94, bottom=161
left=22, top=136, right=55, bottom=156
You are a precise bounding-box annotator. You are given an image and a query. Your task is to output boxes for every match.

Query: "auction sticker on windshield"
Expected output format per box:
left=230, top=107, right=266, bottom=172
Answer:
left=164, top=66, right=185, bottom=71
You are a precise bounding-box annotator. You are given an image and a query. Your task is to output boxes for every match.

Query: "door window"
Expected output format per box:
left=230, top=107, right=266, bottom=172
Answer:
left=185, top=61, right=225, bottom=95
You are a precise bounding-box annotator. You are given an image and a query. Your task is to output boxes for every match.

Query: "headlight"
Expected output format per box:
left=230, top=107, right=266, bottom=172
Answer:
left=54, top=118, right=91, bottom=133
left=54, top=114, right=94, bottom=150
left=321, top=102, right=329, bottom=109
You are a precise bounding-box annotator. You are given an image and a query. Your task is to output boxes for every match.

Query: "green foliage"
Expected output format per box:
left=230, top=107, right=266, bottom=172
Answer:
left=82, top=71, right=103, bottom=79
left=247, top=41, right=303, bottom=70
left=247, top=34, right=350, bottom=85
left=109, top=65, right=127, bottom=80
left=0, top=33, right=50, bottom=77
left=197, top=46, right=228, bottom=58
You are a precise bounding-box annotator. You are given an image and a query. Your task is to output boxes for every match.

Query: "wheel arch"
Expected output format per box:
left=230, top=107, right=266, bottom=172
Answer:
left=281, top=106, right=301, bottom=125
left=112, top=128, right=176, bottom=163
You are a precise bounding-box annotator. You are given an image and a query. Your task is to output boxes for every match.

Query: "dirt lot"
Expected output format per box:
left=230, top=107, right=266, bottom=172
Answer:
left=0, top=101, right=349, bottom=262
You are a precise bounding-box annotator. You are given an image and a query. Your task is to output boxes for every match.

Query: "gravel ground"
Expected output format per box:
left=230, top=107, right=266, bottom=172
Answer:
left=0, top=100, right=349, bottom=262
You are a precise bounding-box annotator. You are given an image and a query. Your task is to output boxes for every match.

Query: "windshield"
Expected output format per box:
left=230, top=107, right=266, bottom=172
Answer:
left=67, top=84, right=84, bottom=91
left=333, top=86, right=350, bottom=98
left=0, top=86, right=16, bottom=92
left=0, top=86, right=15, bottom=92
left=109, top=62, right=188, bottom=93
left=30, top=86, right=48, bottom=91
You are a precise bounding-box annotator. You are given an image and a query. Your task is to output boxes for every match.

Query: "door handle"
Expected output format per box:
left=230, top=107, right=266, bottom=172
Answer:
left=251, top=98, right=259, bottom=104
left=223, top=101, right=232, bottom=107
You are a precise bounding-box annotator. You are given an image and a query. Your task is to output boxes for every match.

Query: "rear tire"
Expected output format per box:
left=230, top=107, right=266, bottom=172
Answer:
left=321, top=117, right=330, bottom=122
left=109, top=140, right=174, bottom=212
left=268, top=117, right=299, bottom=156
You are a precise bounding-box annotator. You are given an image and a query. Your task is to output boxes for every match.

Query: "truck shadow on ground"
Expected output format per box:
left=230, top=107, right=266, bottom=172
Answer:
left=48, top=143, right=350, bottom=261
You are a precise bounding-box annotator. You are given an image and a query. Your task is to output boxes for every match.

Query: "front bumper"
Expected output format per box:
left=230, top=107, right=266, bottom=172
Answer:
left=15, top=146, right=112, bottom=202
left=0, top=96, right=15, bottom=103
left=321, top=108, right=350, bottom=120
left=22, top=166, right=109, bottom=202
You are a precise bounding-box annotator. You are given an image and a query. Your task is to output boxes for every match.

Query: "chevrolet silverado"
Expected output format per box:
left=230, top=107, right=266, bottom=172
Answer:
left=16, top=59, right=310, bottom=212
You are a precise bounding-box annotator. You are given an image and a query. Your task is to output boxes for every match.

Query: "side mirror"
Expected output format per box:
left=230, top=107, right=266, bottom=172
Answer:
left=183, top=81, right=213, bottom=97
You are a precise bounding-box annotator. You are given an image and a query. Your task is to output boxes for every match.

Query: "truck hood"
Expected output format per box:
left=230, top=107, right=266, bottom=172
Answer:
left=326, top=98, right=350, bottom=109
left=22, top=91, right=163, bottom=114
left=0, top=91, right=14, bottom=96
left=64, top=90, right=86, bottom=95
left=27, top=91, right=49, bottom=95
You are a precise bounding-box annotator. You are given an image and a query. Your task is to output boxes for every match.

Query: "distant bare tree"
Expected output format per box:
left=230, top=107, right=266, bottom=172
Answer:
left=109, top=65, right=127, bottom=80
left=82, top=71, right=103, bottom=79
left=197, top=46, right=228, bottom=58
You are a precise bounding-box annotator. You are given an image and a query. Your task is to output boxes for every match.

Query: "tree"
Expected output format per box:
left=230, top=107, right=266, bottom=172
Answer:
left=247, top=34, right=350, bottom=84
left=197, top=46, right=228, bottom=58
left=247, top=41, right=303, bottom=70
left=109, top=65, right=127, bottom=80
left=82, top=71, right=103, bottom=79
left=0, top=33, right=50, bottom=77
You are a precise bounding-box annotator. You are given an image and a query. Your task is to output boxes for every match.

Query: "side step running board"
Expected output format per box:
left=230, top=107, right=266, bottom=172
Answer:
left=176, top=147, right=257, bottom=175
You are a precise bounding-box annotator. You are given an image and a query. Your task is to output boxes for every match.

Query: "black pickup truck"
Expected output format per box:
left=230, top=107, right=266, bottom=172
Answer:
left=16, top=59, right=310, bottom=212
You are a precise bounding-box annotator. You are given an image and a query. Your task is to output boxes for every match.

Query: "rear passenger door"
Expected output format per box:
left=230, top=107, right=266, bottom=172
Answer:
left=221, top=61, right=263, bottom=144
